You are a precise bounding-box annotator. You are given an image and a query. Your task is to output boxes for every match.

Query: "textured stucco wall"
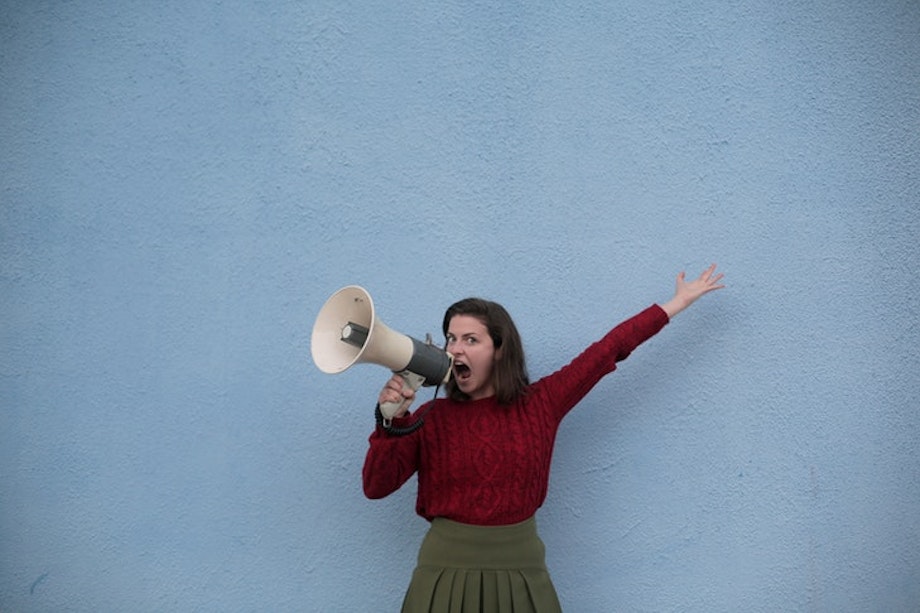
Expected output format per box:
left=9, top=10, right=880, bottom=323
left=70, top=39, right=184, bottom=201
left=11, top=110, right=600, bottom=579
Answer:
left=2, top=2, right=918, bottom=611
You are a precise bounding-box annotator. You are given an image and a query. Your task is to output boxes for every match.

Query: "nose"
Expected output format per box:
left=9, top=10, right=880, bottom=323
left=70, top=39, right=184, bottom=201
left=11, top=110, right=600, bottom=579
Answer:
left=446, top=341, right=462, bottom=358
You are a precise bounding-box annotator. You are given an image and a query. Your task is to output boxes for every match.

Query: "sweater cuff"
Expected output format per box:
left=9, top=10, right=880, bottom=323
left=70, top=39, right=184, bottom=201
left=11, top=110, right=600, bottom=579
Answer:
left=373, top=404, right=415, bottom=435
left=628, top=304, right=670, bottom=345
left=650, top=303, right=670, bottom=324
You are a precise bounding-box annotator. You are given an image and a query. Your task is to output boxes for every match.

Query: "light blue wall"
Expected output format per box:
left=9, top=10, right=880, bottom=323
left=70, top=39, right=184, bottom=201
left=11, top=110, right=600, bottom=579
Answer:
left=2, top=2, right=918, bottom=611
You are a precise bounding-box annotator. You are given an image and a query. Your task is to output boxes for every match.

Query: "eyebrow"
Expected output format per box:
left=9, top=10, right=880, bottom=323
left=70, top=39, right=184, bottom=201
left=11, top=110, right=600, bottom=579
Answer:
left=447, top=332, right=479, bottom=339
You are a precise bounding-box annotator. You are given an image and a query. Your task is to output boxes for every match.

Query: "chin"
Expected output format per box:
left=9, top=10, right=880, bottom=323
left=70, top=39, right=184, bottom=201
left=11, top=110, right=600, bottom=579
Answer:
left=457, top=384, right=478, bottom=398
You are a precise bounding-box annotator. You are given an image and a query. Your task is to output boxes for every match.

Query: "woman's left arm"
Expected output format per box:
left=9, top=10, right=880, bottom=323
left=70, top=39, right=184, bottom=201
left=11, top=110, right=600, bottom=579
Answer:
left=661, top=263, right=725, bottom=319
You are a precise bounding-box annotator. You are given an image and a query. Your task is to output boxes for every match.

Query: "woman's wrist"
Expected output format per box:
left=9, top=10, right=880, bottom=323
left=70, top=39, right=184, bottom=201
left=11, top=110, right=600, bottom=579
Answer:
left=661, top=295, right=689, bottom=319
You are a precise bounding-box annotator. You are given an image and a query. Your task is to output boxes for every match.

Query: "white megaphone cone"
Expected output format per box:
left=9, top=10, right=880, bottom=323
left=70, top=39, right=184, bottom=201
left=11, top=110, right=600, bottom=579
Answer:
left=311, top=286, right=452, bottom=421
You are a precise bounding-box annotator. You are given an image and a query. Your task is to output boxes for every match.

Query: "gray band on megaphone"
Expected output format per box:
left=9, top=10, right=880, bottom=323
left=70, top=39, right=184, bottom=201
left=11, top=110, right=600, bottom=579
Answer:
left=407, top=338, right=452, bottom=386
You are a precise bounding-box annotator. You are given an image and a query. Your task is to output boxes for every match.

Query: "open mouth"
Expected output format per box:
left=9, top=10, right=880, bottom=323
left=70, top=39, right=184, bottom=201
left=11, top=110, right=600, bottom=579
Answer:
left=453, top=362, right=472, bottom=382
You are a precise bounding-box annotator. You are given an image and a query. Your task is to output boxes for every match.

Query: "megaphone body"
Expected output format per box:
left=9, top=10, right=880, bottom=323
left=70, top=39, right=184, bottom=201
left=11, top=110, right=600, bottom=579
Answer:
left=311, top=285, right=452, bottom=420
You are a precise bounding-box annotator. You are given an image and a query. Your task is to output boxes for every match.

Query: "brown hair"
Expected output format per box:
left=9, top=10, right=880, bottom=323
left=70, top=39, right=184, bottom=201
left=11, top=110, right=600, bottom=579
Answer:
left=441, top=298, right=529, bottom=404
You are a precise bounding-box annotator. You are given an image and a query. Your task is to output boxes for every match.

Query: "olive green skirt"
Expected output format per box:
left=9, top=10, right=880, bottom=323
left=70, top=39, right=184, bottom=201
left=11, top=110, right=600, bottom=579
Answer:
left=401, top=517, right=562, bottom=613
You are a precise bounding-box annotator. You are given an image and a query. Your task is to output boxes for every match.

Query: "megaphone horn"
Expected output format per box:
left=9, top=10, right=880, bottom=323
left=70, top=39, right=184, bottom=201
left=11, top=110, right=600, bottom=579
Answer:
left=311, top=286, right=452, bottom=419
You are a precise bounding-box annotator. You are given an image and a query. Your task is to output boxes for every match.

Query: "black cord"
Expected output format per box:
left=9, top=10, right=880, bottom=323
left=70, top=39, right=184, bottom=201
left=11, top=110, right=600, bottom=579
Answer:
left=375, top=382, right=442, bottom=436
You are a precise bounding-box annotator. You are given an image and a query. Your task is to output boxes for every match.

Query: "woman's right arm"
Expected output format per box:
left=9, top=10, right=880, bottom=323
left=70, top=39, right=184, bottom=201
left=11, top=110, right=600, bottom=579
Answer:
left=361, top=375, right=422, bottom=499
left=361, top=414, right=422, bottom=498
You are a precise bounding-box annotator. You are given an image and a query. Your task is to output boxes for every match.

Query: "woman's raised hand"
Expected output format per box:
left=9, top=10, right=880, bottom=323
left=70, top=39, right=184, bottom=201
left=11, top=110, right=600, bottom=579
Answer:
left=661, top=263, right=725, bottom=318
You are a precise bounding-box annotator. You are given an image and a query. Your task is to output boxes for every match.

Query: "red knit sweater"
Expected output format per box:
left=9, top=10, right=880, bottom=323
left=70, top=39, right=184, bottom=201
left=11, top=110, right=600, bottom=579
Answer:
left=362, top=304, right=669, bottom=526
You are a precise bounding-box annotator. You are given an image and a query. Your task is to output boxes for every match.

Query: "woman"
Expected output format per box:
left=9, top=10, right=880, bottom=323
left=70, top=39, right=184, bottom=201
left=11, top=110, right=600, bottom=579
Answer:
left=363, top=264, right=725, bottom=612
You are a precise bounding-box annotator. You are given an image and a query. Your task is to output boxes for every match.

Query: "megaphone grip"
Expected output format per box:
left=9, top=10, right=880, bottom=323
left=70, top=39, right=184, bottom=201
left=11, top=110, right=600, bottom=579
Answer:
left=379, top=370, right=426, bottom=421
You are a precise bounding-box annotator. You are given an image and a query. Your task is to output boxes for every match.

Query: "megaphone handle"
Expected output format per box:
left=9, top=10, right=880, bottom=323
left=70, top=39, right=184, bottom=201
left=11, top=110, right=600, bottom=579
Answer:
left=379, top=370, right=427, bottom=422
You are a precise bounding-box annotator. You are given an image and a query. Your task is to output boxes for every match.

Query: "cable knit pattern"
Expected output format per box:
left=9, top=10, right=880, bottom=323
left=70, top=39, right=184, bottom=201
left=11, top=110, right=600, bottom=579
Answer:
left=362, top=304, right=669, bottom=525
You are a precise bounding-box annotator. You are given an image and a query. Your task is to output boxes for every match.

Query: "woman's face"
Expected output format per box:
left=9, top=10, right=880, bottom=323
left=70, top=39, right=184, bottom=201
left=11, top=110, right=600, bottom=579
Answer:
left=446, top=314, right=497, bottom=400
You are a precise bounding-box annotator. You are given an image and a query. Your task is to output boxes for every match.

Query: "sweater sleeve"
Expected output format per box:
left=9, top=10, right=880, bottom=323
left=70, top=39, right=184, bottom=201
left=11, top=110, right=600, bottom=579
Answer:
left=361, top=408, right=422, bottom=499
left=533, top=304, right=670, bottom=422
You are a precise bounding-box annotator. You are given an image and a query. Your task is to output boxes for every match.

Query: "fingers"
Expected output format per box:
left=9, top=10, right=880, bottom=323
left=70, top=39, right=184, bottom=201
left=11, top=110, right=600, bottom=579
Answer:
left=378, top=374, right=415, bottom=405
left=678, top=264, right=725, bottom=300
left=700, top=265, right=725, bottom=292
left=699, top=264, right=724, bottom=286
left=378, top=376, right=400, bottom=404
left=679, top=265, right=725, bottom=288
left=666, top=263, right=725, bottom=316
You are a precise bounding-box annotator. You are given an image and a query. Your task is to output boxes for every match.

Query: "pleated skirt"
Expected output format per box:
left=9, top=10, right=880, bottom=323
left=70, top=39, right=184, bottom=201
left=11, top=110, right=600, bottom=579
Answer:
left=401, top=517, right=562, bottom=613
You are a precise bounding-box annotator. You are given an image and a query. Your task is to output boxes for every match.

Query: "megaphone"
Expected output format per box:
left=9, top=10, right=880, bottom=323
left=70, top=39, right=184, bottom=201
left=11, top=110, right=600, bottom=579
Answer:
left=311, top=285, right=452, bottom=421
